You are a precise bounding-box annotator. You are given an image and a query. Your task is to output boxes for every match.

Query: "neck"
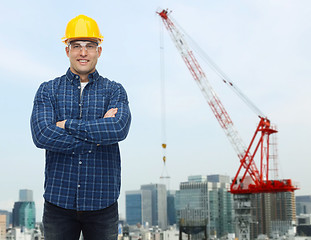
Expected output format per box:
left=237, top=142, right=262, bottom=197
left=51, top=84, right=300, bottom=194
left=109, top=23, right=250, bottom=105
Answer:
left=79, top=75, right=89, bottom=82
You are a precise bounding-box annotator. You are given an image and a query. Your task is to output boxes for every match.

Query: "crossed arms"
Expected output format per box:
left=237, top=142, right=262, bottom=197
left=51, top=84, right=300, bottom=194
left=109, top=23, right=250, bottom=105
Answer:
left=31, top=82, right=131, bottom=154
left=56, top=108, right=118, bottom=128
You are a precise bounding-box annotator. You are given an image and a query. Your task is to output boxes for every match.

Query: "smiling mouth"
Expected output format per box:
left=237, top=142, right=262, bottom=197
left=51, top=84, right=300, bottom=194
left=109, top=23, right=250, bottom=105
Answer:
left=78, top=59, right=89, bottom=63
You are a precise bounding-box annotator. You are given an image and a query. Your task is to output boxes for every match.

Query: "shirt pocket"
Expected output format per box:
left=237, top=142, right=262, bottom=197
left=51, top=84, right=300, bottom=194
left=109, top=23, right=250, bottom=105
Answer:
left=86, top=94, right=109, bottom=119
left=54, top=87, right=79, bottom=121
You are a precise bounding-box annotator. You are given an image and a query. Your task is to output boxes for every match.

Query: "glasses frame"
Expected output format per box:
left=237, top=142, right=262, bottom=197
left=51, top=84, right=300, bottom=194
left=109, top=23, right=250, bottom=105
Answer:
left=68, top=41, right=99, bottom=53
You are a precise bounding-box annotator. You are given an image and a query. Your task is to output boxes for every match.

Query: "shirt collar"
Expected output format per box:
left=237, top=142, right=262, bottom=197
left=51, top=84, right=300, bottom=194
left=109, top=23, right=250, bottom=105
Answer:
left=66, top=68, right=100, bottom=84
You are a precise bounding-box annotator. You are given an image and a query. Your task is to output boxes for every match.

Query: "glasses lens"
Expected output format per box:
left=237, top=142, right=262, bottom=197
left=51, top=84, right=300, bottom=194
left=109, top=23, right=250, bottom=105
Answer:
left=69, top=42, right=98, bottom=53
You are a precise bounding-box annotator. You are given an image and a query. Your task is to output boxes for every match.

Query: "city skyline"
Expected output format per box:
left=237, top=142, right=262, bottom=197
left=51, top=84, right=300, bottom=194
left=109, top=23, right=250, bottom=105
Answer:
left=1, top=177, right=311, bottom=227
left=1, top=0, right=311, bottom=222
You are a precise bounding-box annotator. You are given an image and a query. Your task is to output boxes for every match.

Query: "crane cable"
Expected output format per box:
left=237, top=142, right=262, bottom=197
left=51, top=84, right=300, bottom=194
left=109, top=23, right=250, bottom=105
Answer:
left=159, top=16, right=170, bottom=181
left=171, top=16, right=266, bottom=119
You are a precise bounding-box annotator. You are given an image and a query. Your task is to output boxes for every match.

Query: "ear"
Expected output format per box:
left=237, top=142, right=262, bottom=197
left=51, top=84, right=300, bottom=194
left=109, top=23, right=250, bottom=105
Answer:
left=97, top=46, right=102, bottom=58
left=65, top=46, right=70, bottom=57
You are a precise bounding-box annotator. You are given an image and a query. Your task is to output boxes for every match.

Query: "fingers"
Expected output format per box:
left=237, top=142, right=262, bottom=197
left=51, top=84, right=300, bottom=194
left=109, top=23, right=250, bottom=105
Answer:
left=56, top=120, right=67, bottom=129
left=104, top=108, right=118, bottom=118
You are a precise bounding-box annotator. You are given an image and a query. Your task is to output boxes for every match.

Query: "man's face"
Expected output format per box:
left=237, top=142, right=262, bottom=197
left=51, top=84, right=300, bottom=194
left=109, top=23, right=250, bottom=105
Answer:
left=66, top=39, right=102, bottom=78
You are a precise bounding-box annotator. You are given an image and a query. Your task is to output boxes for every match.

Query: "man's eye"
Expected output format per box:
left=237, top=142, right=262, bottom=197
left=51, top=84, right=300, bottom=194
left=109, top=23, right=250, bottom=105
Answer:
left=87, top=45, right=95, bottom=49
left=72, top=45, right=80, bottom=49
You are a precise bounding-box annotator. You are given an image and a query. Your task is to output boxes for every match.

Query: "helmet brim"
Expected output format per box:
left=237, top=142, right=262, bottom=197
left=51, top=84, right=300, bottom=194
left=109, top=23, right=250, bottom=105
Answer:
left=62, top=36, right=104, bottom=45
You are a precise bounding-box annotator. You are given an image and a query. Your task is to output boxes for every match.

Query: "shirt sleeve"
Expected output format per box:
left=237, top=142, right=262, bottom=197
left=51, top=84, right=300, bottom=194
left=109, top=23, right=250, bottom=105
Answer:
left=30, top=83, right=96, bottom=154
left=64, top=83, right=131, bottom=145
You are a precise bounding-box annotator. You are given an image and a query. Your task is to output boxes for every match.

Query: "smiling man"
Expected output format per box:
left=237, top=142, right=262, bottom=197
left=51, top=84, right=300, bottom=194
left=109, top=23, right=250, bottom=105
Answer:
left=30, top=15, right=131, bottom=240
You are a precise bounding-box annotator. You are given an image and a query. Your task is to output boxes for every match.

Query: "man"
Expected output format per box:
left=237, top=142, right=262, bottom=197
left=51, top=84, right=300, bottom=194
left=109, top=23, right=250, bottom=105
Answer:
left=30, top=15, right=131, bottom=240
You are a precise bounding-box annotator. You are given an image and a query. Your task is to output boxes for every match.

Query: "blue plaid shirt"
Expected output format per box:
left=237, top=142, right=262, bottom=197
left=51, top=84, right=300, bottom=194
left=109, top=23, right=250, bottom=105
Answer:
left=30, top=69, right=131, bottom=211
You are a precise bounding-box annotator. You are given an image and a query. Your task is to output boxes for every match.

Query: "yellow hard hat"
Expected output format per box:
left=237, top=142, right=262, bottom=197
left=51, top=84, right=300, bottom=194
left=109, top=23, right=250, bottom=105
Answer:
left=62, top=15, right=104, bottom=44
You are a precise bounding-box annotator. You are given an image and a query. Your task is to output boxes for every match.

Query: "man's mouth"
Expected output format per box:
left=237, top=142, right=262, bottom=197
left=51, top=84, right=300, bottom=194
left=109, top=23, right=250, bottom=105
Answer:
left=78, top=59, right=89, bottom=63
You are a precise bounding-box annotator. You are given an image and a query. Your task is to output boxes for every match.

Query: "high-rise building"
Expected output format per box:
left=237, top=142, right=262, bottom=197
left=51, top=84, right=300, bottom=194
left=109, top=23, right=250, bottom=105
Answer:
left=125, top=190, right=152, bottom=226
left=12, top=202, right=36, bottom=230
left=250, top=192, right=296, bottom=239
left=167, top=190, right=176, bottom=226
left=141, top=184, right=167, bottom=230
left=0, top=215, right=6, bottom=240
left=296, top=195, right=311, bottom=215
left=175, top=175, right=234, bottom=239
left=19, top=189, right=33, bottom=202
left=12, top=190, right=36, bottom=230
left=0, top=210, right=11, bottom=228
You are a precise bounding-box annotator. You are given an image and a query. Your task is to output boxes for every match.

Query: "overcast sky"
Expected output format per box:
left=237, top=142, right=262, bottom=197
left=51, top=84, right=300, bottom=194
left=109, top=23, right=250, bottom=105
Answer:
left=0, top=0, right=310, bottom=220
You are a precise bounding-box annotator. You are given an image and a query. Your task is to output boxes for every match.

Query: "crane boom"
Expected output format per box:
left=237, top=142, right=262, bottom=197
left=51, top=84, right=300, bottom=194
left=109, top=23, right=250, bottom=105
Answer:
left=158, top=9, right=297, bottom=194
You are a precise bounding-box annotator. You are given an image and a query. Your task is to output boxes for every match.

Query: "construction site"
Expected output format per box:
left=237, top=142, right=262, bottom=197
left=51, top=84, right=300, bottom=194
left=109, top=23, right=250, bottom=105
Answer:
left=157, top=9, right=299, bottom=240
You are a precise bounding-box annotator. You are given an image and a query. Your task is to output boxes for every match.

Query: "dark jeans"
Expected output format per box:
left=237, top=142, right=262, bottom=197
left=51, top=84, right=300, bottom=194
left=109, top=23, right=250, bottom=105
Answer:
left=43, top=201, right=118, bottom=240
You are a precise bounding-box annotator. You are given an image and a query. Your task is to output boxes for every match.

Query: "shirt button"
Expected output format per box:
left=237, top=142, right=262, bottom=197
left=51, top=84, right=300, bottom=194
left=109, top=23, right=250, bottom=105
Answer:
left=79, top=104, right=82, bottom=107
left=84, top=138, right=88, bottom=141
left=72, top=152, right=75, bottom=154
left=79, top=161, right=82, bottom=165
left=78, top=86, right=81, bottom=89
left=75, top=76, right=79, bottom=79
left=88, top=150, right=92, bottom=153
left=78, top=184, right=81, bottom=188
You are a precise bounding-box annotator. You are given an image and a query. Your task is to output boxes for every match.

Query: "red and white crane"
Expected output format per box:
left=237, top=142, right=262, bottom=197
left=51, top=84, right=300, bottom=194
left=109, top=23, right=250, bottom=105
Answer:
left=157, top=9, right=297, bottom=195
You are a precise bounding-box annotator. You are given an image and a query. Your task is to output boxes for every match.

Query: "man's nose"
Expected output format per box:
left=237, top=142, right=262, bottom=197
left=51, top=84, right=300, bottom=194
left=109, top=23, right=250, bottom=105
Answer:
left=80, top=47, right=87, bottom=56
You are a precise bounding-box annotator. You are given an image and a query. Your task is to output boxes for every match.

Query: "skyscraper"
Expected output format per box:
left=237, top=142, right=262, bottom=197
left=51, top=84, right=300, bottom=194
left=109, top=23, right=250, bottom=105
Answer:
left=250, top=192, right=296, bottom=239
left=12, top=202, right=36, bottom=230
left=141, top=184, right=167, bottom=230
left=0, top=210, right=11, bottom=228
left=167, top=190, right=176, bottom=226
left=175, top=175, right=234, bottom=239
left=12, top=190, right=36, bottom=230
left=296, top=195, right=311, bottom=215
left=125, top=190, right=152, bottom=226
left=0, top=215, right=6, bottom=239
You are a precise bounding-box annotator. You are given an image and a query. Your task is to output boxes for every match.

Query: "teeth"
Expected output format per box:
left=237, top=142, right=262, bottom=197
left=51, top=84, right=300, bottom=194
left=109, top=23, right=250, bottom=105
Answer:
left=79, top=60, right=87, bottom=63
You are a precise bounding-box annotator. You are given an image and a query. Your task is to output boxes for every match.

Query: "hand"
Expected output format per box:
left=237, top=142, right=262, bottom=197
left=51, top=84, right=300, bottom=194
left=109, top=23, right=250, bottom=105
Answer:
left=56, top=120, right=67, bottom=129
left=104, top=108, right=118, bottom=118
